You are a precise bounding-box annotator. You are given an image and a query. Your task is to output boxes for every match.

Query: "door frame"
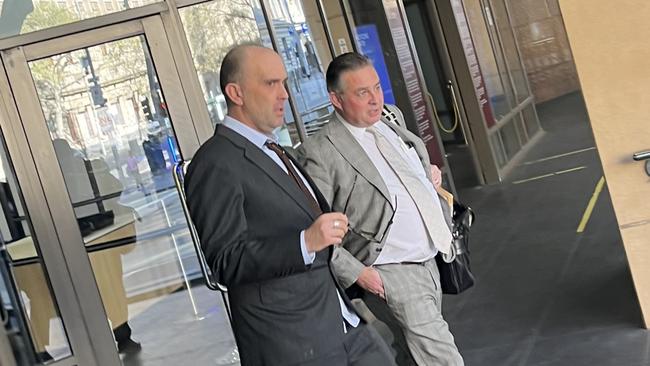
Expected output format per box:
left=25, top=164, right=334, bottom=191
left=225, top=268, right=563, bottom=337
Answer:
left=0, top=14, right=204, bottom=365
left=406, top=0, right=485, bottom=186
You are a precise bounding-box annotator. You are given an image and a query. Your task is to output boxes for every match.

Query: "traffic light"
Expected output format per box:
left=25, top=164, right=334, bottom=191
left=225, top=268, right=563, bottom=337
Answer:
left=141, top=97, right=153, bottom=121
left=89, top=84, right=106, bottom=107
left=80, top=54, right=106, bottom=107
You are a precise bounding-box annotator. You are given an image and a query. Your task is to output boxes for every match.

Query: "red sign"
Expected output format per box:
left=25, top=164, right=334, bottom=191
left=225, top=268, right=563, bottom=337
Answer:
left=450, top=0, right=496, bottom=128
left=383, top=0, right=445, bottom=167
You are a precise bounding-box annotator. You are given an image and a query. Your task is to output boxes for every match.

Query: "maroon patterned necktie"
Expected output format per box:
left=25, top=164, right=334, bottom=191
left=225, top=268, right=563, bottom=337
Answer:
left=265, top=141, right=322, bottom=216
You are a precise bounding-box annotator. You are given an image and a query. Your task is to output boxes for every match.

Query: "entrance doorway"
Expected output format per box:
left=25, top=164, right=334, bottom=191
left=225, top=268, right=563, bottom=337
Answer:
left=0, top=15, right=233, bottom=365
left=403, top=0, right=481, bottom=188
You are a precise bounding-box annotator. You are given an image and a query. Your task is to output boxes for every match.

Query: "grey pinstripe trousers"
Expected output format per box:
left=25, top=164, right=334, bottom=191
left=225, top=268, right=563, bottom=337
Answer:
left=363, top=260, right=464, bottom=366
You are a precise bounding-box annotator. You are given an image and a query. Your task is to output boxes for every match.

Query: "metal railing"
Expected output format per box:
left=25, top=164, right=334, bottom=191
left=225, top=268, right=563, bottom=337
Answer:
left=172, top=160, right=232, bottom=321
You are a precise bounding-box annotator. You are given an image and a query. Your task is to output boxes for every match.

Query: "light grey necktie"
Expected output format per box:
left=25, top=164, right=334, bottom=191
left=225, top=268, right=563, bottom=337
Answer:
left=367, top=125, right=453, bottom=255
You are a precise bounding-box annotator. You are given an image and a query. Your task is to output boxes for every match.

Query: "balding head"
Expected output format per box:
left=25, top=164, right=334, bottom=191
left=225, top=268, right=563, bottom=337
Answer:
left=219, top=44, right=289, bottom=134
left=220, top=43, right=267, bottom=107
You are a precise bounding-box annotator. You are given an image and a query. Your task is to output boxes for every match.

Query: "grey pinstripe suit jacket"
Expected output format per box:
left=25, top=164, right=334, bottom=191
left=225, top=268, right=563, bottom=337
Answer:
left=297, top=104, right=453, bottom=289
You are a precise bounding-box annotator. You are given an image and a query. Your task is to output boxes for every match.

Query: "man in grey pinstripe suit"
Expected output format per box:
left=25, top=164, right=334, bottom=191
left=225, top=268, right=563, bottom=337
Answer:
left=297, top=52, right=463, bottom=366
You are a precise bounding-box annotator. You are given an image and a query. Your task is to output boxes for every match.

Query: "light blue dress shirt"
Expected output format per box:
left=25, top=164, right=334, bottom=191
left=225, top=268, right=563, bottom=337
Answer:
left=222, top=116, right=360, bottom=330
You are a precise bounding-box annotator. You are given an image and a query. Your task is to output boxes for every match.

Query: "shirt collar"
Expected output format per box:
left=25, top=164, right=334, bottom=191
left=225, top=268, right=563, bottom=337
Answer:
left=336, top=112, right=382, bottom=140
left=222, top=115, right=278, bottom=149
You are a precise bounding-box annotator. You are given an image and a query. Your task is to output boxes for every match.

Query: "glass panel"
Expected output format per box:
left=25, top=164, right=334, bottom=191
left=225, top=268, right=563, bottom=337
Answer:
left=268, top=0, right=333, bottom=138
left=29, top=36, right=236, bottom=365
left=0, top=0, right=162, bottom=40
left=516, top=112, right=528, bottom=144
left=0, top=135, right=72, bottom=362
left=404, top=1, right=464, bottom=144
left=522, top=102, right=540, bottom=137
left=179, top=0, right=304, bottom=146
left=463, top=0, right=511, bottom=120
left=500, top=118, right=521, bottom=160
left=490, top=132, right=506, bottom=168
left=489, top=0, right=530, bottom=103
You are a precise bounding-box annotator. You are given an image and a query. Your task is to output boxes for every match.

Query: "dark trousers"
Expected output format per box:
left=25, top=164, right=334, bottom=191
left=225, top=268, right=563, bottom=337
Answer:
left=297, top=322, right=396, bottom=366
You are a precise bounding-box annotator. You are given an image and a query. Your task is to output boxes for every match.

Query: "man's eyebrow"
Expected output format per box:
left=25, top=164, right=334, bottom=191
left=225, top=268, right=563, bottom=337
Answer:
left=264, top=77, right=288, bottom=83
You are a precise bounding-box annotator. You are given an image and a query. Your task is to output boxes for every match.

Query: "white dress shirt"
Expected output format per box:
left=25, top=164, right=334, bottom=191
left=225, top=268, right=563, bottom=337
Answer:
left=339, top=114, right=443, bottom=264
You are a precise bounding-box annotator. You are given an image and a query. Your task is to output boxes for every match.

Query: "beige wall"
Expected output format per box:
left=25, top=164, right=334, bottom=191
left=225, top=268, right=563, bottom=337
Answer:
left=560, top=0, right=650, bottom=328
left=510, top=0, right=580, bottom=103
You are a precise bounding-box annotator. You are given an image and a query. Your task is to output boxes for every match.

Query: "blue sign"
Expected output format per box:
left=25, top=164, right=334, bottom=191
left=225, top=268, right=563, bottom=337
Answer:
left=355, top=24, right=395, bottom=105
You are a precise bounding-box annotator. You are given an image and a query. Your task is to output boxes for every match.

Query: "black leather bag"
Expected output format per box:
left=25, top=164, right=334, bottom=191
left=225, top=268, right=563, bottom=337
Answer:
left=435, top=201, right=476, bottom=294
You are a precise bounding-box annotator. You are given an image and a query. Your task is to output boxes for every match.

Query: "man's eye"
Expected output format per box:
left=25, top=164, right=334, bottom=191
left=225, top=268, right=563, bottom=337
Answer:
left=358, top=90, right=368, bottom=97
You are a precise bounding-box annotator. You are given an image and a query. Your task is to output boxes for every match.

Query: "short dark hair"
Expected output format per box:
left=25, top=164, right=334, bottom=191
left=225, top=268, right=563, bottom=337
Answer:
left=219, top=43, right=263, bottom=106
left=326, top=52, right=373, bottom=93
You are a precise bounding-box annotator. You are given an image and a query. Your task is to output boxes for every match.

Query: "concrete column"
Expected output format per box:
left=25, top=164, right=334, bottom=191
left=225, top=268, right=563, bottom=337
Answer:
left=560, top=0, right=650, bottom=328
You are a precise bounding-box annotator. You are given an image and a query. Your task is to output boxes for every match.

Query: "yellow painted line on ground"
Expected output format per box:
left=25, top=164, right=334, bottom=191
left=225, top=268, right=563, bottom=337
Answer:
left=577, top=176, right=605, bottom=233
left=512, top=166, right=587, bottom=185
left=522, top=147, right=596, bottom=165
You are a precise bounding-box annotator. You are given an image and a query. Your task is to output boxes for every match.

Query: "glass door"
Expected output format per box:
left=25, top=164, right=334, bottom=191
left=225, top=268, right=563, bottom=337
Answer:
left=402, top=0, right=482, bottom=188
left=2, top=15, right=236, bottom=366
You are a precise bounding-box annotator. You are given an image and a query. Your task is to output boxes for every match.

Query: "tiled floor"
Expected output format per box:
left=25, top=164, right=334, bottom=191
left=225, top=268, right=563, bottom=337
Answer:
left=445, top=92, right=650, bottom=366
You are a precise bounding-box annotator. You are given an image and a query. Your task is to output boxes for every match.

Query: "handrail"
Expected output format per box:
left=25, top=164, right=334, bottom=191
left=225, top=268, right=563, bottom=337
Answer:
left=172, top=161, right=223, bottom=291
left=172, top=161, right=232, bottom=321
left=632, top=151, right=650, bottom=161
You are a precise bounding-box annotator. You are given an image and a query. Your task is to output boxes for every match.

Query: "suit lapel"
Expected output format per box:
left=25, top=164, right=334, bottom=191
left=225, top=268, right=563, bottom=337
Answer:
left=325, top=116, right=392, bottom=203
left=286, top=151, right=331, bottom=213
left=217, top=125, right=318, bottom=220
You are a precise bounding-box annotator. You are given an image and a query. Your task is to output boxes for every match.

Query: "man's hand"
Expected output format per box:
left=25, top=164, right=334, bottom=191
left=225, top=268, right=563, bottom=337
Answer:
left=304, top=212, right=348, bottom=253
left=356, top=267, right=385, bottom=300
left=430, top=164, right=442, bottom=188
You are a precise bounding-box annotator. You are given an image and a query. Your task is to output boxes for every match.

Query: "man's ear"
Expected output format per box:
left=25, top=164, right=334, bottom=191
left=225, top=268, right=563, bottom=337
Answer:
left=224, top=83, right=244, bottom=106
left=329, top=91, right=343, bottom=110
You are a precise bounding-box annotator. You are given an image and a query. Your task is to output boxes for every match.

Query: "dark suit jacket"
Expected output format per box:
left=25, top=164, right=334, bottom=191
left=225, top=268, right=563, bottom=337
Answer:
left=185, top=125, right=351, bottom=366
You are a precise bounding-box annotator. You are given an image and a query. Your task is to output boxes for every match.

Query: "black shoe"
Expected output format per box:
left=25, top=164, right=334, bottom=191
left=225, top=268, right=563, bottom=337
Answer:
left=117, top=338, right=142, bottom=354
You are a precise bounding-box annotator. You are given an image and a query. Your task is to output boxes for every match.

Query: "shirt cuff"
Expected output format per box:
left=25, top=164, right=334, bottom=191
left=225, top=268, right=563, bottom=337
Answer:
left=300, top=230, right=316, bottom=265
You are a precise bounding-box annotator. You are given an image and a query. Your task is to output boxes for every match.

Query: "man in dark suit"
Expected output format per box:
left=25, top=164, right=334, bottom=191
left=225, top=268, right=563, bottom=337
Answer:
left=185, top=44, right=395, bottom=366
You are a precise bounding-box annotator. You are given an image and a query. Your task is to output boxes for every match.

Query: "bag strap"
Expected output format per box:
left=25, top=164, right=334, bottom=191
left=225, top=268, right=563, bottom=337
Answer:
left=381, top=105, right=404, bottom=128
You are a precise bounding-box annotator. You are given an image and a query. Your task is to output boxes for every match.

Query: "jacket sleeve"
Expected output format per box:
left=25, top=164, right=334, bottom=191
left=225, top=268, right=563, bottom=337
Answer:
left=296, top=142, right=365, bottom=288
left=185, top=158, right=307, bottom=288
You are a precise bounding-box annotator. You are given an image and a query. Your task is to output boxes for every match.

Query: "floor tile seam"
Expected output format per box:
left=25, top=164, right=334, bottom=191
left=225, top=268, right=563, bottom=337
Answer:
left=459, top=324, right=638, bottom=354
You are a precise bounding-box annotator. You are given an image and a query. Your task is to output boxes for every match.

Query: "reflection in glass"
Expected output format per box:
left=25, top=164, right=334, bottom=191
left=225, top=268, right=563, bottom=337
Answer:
left=463, top=0, right=511, bottom=120
left=500, top=118, right=521, bottom=160
left=269, top=1, right=333, bottom=138
left=0, top=0, right=162, bottom=39
left=522, top=103, right=539, bottom=138
left=0, top=136, right=72, bottom=362
left=180, top=0, right=265, bottom=126
left=180, top=0, right=334, bottom=144
left=490, top=133, right=506, bottom=168
left=29, top=36, right=236, bottom=365
left=488, top=0, right=529, bottom=103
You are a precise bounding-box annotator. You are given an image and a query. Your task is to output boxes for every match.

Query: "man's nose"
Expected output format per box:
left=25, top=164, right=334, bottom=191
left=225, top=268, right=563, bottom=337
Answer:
left=280, top=85, right=289, bottom=100
left=369, top=90, right=380, bottom=104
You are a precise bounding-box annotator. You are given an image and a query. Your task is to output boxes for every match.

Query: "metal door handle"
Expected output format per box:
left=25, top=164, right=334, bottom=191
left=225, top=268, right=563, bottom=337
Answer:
left=632, top=151, right=650, bottom=161
left=173, top=160, right=233, bottom=322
